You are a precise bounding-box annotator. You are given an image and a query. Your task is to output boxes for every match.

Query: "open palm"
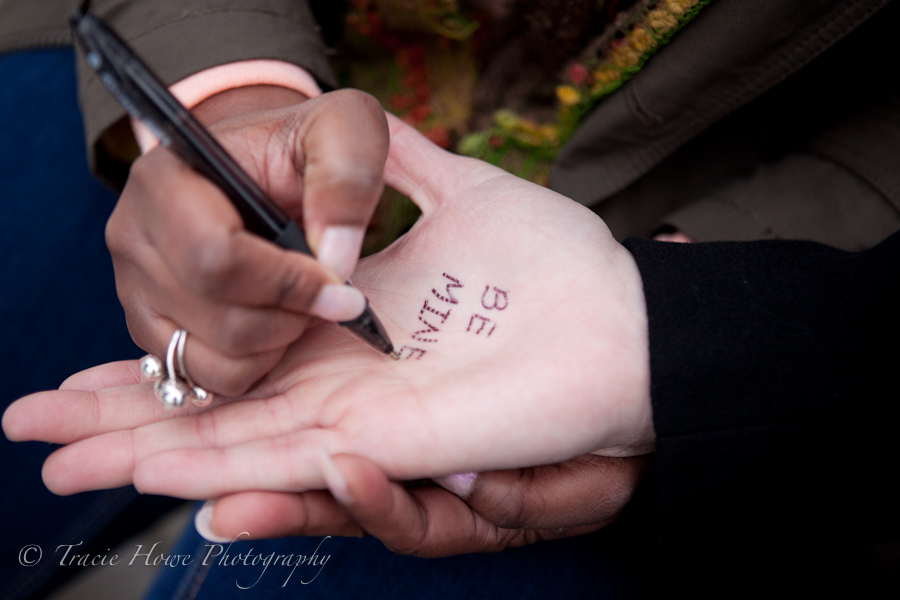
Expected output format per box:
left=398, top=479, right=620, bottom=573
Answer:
left=4, top=116, right=651, bottom=500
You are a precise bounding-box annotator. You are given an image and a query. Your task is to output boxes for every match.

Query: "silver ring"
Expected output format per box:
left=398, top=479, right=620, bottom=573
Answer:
left=175, top=329, right=212, bottom=407
left=165, top=329, right=182, bottom=388
left=138, top=329, right=213, bottom=410
left=175, top=329, right=192, bottom=387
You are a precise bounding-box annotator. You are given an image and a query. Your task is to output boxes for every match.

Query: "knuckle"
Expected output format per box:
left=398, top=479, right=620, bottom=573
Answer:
left=341, top=170, right=385, bottom=199
left=122, top=314, right=152, bottom=353
left=493, top=491, right=531, bottom=529
left=389, top=532, right=428, bottom=557
left=516, top=529, right=544, bottom=548
left=193, top=411, right=219, bottom=449
left=123, top=152, right=174, bottom=203
left=478, top=477, right=531, bottom=529
left=116, top=302, right=160, bottom=355
left=311, top=156, right=383, bottom=198
left=182, top=235, right=236, bottom=294
left=215, top=312, right=268, bottom=355
left=186, top=355, right=256, bottom=399
left=211, top=369, right=254, bottom=398
left=196, top=344, right=282, bottom=398
left=333, top=88, right=383, bottom=113
left=277, top=264, right=317, bottom=308
left=104, top=205, right=130, bottom=255
left=495, top=528, right=529, bottom=550
left=127, top=153, right=154, bottom=182
left=471, top=521, right=517, bottom=553
left=384, top=511, right=431, bottom=557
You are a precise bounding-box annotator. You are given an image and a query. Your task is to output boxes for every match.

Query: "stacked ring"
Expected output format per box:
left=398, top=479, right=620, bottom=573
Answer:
left=140, top=329, right=213, bottom=410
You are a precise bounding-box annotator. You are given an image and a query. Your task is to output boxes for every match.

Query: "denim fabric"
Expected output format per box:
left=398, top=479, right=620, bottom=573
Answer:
left=0, top=48, right=180, bottom=600
left=146, top=504, right=654, bottom=600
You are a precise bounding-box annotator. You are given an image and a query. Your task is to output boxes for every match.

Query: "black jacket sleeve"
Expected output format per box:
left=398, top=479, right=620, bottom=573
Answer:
left=624, top=232, right=900, bottom=558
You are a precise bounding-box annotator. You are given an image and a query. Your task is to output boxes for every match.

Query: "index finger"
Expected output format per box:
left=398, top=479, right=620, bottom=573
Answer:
left=120, top=150, right=344, bottom=311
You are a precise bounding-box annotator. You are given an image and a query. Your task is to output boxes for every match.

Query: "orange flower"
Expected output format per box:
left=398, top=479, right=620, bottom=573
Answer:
left=647, top=8, right=678, bottom=32
left=665, top=0, right=700, bottom=16
left=591, top=66, right=622, bottom=93
left=538, top=124, right=559, bottom=142
left=629, top=27, right=657, bottom=52
left=609, top=45, right=642, bottom=68
left=556, top=85, right=582, bottom=107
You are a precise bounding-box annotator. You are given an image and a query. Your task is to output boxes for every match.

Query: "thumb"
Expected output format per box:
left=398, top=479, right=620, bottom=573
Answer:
left=320, top=451, right=489, bottom=557
left=383, top=113, right=489, bottom=217
left=298, top=90, right=389, bottom=279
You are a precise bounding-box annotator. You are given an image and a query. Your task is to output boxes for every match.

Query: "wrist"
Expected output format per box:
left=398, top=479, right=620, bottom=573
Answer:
left=130, top=59, right=322, bottom=153
left=192, top=85, right=309, bottom=127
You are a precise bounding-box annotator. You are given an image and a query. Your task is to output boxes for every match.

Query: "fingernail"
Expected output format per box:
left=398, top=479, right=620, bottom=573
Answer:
left=320, top=448, right=354, bottom=506
left=194, top=500, right=231, bottom=543
left=433, top=472, right=478, bottom=498
left=317, top=227, right=365, bottom=280
left=311, top=284, right=366, bottom=322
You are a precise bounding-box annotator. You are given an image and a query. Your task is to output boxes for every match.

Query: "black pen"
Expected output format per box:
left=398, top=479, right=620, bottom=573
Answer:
left=70, top=3, right=398, bottom=359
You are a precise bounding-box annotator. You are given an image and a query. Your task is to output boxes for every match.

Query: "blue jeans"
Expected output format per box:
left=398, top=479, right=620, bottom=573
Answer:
left=146, top=509, right=654, bottom=600
left=0, top=48, right=181, bottom=600
left=1, top=48, right=654, bottom=600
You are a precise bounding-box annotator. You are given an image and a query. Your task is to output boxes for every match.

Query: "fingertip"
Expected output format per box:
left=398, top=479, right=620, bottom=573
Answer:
left=2, top=390, right=117, bottom=445
left=316, top=226, right=365, bottom=280
left=42, top=451, right=109, bottom=496
left=42, top=453, right=76, bottom=496
left=310, top=284, right=366, bottom=322
left=433, top=472, right=478, bottom=499
left=214, top=491, right=362, bottom=540
left=320, top=449, right=354, bottom=506
left=195, top=500, right=232, bottom=543
left=43, top=438, right=136, bottom=496
left=2, top=394, right=46, bottom=442
left=1, top=401, right=22, bottom=441
left=213, top=493, right=288, bottom=539
left=320, top=452, right=393, bottom=511
left=329, top=454, right=396, bottom=518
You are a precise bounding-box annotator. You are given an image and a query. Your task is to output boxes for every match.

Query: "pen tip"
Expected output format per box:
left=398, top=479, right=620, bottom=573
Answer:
left=389, top=351, right=400, bottom=361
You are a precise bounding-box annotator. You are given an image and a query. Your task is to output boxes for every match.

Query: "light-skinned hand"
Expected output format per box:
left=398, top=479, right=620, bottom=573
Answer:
left=109, top=85, right=388, bottom=397
left=3, top=115, right=652, bottom=500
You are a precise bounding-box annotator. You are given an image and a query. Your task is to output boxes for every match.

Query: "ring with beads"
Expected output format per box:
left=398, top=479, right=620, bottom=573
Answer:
left=139, top=329, right=212, bottom=410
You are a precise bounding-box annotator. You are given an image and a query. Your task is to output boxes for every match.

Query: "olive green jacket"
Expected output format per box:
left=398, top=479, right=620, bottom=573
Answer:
left=2, top=0, right=898, bottom=248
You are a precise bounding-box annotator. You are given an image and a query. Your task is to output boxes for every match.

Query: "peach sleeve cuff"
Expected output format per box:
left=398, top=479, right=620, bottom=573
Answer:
left=131, top=59, right=322, bottom=153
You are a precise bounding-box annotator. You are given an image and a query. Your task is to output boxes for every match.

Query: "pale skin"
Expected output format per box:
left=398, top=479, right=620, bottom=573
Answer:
left=4, top=114, right=653, bottom=552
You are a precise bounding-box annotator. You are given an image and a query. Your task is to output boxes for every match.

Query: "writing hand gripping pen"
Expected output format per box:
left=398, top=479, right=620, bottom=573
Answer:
left=70, top=5, right=398, bottom=358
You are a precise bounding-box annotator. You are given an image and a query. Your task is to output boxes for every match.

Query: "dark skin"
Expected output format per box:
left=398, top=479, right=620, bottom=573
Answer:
left=201, top=453, right=648, bottom=555
left=109, top=86, right=389, bottom=397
